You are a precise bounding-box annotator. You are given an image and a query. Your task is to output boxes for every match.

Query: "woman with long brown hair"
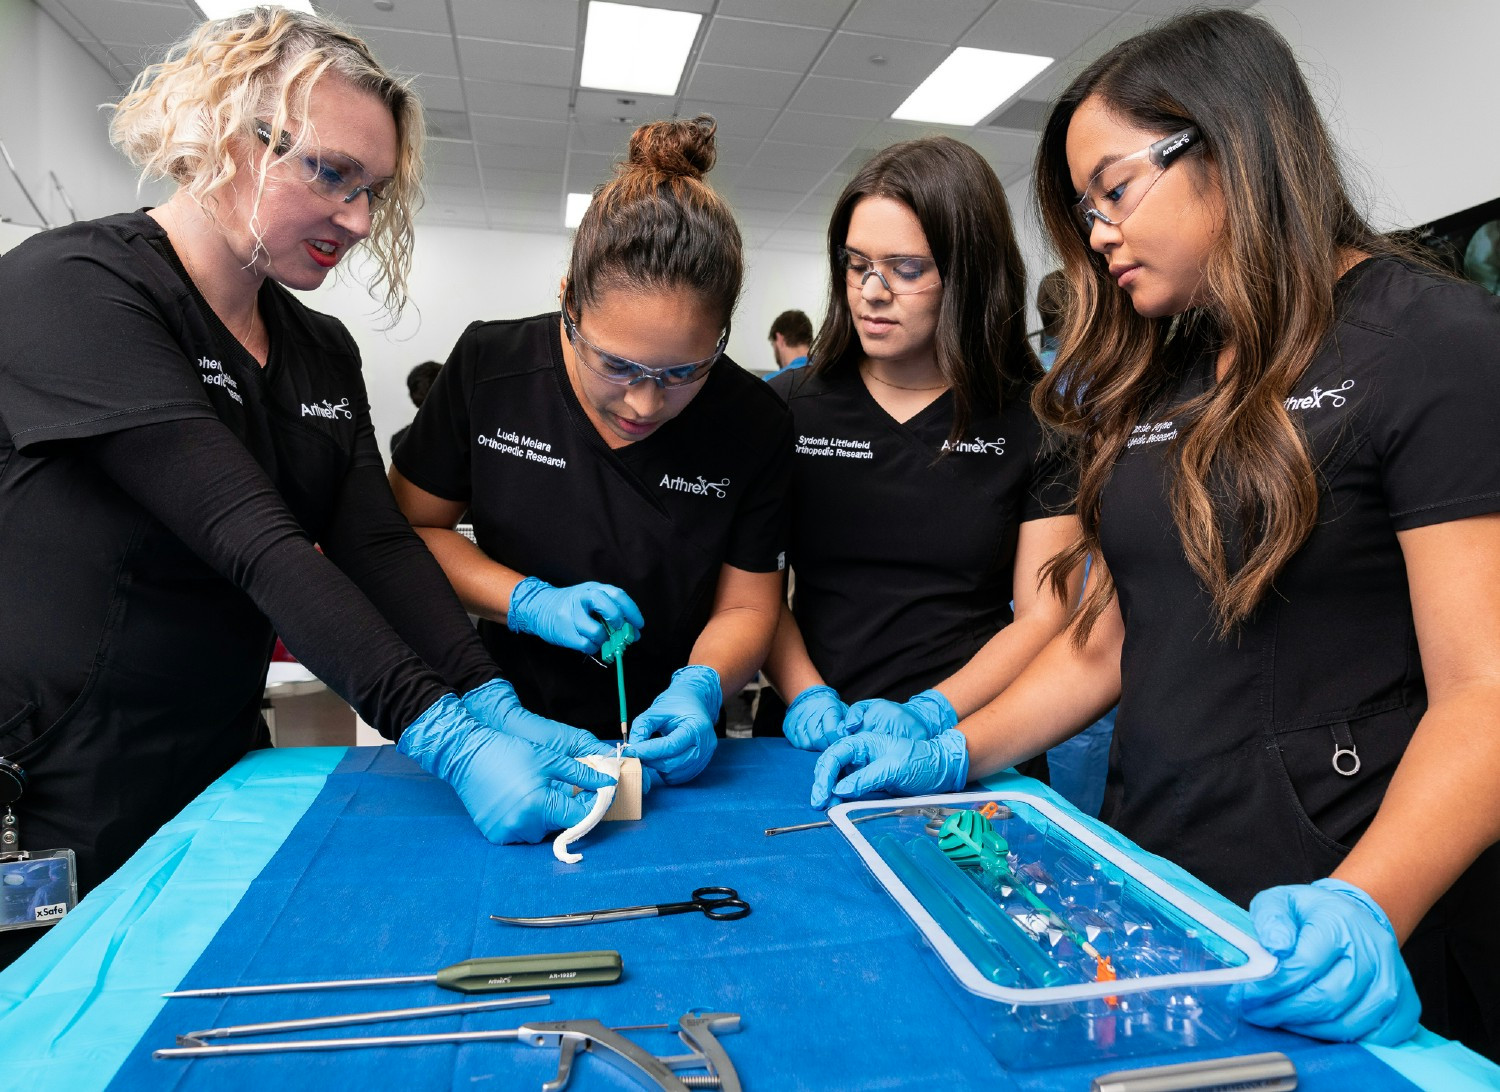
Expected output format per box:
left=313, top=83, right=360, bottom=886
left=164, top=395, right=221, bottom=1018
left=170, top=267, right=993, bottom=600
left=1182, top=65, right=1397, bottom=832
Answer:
left=812, top=10, right=1500, bottom=1057
left=755, top=136, right=1078, bottom=770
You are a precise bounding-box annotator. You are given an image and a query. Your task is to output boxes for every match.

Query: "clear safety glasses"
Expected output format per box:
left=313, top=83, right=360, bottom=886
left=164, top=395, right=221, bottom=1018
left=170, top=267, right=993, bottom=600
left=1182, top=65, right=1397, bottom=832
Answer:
left=837, top=246, right=941, bottom=295
left=253, top=120, right=393, bottom=210
left=1074, top=125, right=1201, bottom=233
left=562, top=307, right=725, bottom=389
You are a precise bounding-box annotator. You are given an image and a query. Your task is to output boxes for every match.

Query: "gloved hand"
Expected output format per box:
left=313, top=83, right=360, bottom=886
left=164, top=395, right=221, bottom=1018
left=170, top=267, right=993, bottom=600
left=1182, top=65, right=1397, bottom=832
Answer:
left=810, top=728, right=970, bottom=810
left=507, top=575, right=644, bottom=655
left=398, top=693, right=617, bottom=843
left=463, top=679, right=660, bottom=794
left=782, top=685, right=854, bottom=751
left=1239, top=878, right=1421, bottom=1046
left=847, top=689, right=958, bottom=742
left=624, top=665, right=720, bottom=785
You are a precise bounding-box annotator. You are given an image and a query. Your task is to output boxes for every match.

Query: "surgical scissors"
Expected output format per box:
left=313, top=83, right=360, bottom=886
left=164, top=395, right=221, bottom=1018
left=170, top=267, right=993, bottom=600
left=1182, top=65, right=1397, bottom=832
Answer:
left=764, top=805, right=978, bottom=837
left=492, top=887, right=751, bottom=928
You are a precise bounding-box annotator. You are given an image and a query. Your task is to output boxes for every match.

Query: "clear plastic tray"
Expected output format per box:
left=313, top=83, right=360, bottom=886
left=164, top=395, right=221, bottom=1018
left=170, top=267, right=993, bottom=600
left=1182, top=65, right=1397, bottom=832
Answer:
left=830, top=791, right=1276, bottom=1068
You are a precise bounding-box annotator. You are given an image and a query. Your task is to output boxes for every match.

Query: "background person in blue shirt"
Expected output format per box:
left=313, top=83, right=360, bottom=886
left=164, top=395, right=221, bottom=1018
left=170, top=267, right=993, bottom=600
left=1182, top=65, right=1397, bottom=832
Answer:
left=764, top=309, right=812, bottom=380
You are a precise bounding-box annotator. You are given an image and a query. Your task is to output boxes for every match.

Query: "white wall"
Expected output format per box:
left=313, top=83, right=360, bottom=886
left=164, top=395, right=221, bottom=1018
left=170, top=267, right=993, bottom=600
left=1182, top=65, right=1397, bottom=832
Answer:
left=0, top=1, right=168, bottom=230
left=306, top=231, right=827, bottom=460
left=1252, top=0, right=1500, bottom=231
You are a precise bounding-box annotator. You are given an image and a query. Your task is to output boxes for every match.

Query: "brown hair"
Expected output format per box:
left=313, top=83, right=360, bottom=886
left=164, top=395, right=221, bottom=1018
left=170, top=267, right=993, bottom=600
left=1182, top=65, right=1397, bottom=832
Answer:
left=1035, top=270, right=1070, bottom=343
left=813, top=137, right=1039, bottom=444
left=1033, top=9, right=1399, bottom=641
left=565, top=115, right=742, bottom=329
left=769, top=309, right=813, bottom=346
left=111, top=5, right=423, bottom=317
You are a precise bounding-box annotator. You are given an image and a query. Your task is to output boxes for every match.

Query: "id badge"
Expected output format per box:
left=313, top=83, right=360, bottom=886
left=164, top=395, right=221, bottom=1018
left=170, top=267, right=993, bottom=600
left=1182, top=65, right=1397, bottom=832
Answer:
left=0, top=849, right=78, bottom=931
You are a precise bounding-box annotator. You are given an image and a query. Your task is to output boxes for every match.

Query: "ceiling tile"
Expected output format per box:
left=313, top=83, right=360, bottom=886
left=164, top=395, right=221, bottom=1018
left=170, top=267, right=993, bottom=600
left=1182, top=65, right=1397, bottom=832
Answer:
left=731, top=187, right=813, bottom=212
left=486, top=191, right=563, bottom=215
left=73, top=0, right=194, bottom=50
left=462, top=79, right=572, bottom=121
left=476, top=140, right=568, bottom=172
left=675, top=101, right=781, bottom=142
left=569, top=121, right=639, bottom=156
left=572, top=89, right=677, bottom=125
left=426, top=159, right=481, bottom=188
left=424, top=140, right=479, bottom=168
left=713, top=135, right=763, bottom=166
left=962, top=128, right=1042, bottom=164
left=750, top=140, right=851, bottom=174
left=734, top=164, right=829, bottom=194
left=787, top=75, right=910, bottom=119
left=699, top=16, right=828, bottom=72
left=353, top=27, right=460, bottom=80
left=768, top=110, right=878, bottom=146
left=962, top=1, right=1121, bottom=59
left=715, top=0, right=851, bottom=29
left=813, top=32, right=950, bottom=86
left=763, top=229, right=825, bottom=252
left=469, top=114, right=570, bottom=147
left=482, top=165, right=565, bottom=195
left=735, top=207, right=794, bottom=229
left=411, top=74, right=465, bottom=114
left=426, top=183, right=487, bottom=207
left=685, top=64, right=800, bottom=110
left=844, top=0, right=991, bottom=43
left=458, top=38, right=575, bottom=88
left=1130, top=0, right=1254, bottom=13
left=417, top=205, right=491, bottom=227
left=326, top=0, right=452, bottom=35
left=1067, top=11, right=1161, bottom=60
left=449, top=0, right=578, bottom=46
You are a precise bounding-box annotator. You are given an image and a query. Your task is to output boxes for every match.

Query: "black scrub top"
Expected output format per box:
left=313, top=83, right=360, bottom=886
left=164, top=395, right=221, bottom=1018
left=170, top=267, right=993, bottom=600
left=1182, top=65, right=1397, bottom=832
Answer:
left=756, top=365, right=1073, bottom=723
left=1099, top=258, right=1500, bottom=908
left=0, top=212, right=453, bottom=899
left=394, top=313, right=794, bottom=736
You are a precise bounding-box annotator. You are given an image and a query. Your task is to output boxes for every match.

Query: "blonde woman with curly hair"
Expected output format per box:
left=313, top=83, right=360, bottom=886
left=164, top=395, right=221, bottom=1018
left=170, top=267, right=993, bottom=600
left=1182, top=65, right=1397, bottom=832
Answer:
left=0, top=6, right=616, bottom=968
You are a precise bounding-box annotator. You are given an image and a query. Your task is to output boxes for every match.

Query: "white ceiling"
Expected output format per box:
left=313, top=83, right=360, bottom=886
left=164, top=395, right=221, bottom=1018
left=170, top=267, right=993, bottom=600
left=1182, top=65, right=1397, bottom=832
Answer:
left=35, top=0, right=1250, bottom=253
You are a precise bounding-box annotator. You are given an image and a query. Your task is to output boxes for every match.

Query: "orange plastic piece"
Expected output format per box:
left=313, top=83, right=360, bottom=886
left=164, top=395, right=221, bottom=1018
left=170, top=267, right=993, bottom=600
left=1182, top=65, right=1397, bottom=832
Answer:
left=1096, top=956, right=1118, bottom=1007
left=978, top=801, right=1000, bottom=819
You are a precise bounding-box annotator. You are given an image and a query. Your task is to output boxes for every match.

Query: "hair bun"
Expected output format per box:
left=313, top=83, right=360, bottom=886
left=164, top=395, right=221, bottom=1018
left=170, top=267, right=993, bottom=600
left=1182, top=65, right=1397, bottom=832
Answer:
left=624, top=114, right=717, bottom=180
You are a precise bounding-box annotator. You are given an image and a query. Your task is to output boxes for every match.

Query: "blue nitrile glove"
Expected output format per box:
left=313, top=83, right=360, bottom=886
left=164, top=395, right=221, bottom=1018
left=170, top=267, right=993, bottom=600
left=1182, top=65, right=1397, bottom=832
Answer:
left=624, top=665, right=721, bottom=785
left=507, top=576, right=645, bottom=655
left=463, top=679, right=660, bottom=794
left=397, top=693, right=617, bottom=843
left=1239, top=878, right=1421, bottom=1046
left=847, top=689, right=958, bottom=742
left=782, top=685, right=854, bottom=751
left=810, top=728, right=970, bottom=810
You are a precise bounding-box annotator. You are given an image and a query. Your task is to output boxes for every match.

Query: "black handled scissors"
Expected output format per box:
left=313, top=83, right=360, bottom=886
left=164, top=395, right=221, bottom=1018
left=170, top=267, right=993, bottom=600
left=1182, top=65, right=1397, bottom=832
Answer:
left=491, top=887, right=751, bottom=927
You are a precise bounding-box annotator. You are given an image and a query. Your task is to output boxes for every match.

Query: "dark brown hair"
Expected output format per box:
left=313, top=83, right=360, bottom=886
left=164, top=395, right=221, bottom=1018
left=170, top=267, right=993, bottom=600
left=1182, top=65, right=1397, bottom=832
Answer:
left=1035, top=270, right=1070, bottom=342
left=812, top=137, right=1039, bottom=442
left=565, top=114, right=742, bottom=329
left=1033, top=9, right=1395, bottom=641
left=769, top=309, right=813, bottom=346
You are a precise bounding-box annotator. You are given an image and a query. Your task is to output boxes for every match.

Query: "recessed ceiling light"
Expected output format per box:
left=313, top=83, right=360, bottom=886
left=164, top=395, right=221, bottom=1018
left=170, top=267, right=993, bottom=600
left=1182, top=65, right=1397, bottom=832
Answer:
left=565, top=192, right=593, bottom=229
left=580, top=2, right=701, bottom=97
left=892, top=47, right=1053, bottom=127
left=190, top=0, right=314, bottom=19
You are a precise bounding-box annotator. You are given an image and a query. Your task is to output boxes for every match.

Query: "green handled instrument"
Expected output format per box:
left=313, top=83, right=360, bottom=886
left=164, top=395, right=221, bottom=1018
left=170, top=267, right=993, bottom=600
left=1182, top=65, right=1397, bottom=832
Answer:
left=601, top=621, right=637, bottom=744
left=162, top=950, right=623, bottom=998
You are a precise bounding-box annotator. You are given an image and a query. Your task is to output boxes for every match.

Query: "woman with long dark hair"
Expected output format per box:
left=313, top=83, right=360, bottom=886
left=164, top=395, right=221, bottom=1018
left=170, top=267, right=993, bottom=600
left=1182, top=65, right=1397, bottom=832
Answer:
left=812, top=10, right=1500, bottom=1057
left=754, top=137, right=1078, bottom=770
left=392, top=116, right=792, bottom=787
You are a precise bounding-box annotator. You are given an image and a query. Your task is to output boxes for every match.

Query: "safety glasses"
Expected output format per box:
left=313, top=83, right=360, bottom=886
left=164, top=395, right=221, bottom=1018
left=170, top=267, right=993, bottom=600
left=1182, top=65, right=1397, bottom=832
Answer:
left=1074, top=126, right=1200, bottom=233
left=836, top=246, right=941, bottom=296
left=562, top=306, right=725, bottom=389
left=253, top=120, right=392, bottom=210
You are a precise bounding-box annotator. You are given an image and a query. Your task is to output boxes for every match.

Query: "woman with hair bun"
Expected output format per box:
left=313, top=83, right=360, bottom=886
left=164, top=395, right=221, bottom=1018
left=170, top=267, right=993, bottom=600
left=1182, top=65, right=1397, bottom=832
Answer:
left=392, top=115, right=792, bottom=787
left=813, top=9, right=1500, bottom=1057
left=0, top=5, right=620, bottom=969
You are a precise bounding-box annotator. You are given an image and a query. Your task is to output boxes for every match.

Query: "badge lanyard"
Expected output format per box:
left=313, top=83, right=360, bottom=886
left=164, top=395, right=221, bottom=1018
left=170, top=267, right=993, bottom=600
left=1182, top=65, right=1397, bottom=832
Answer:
left=0, top=756, right=79, bottom=932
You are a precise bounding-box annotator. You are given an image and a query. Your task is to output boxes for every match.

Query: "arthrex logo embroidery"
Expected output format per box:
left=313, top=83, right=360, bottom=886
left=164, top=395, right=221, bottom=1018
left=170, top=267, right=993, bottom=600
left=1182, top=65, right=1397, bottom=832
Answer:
left=1284, top=379, right=1355, bottom=411
left=941, top=435, right=1006, bottom=455
left=660, top=474, right=729, bottom=498
left=478, top=427, right=567, bottom=468
left=197, top=356, right=242, bottom=405
left=301, top=398, right=353, bottom=420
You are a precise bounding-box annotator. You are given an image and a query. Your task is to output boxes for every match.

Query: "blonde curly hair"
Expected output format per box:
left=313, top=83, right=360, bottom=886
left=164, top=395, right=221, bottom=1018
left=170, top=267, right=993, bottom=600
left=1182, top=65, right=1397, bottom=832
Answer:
left=110, top=6, right=423, bottom=317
